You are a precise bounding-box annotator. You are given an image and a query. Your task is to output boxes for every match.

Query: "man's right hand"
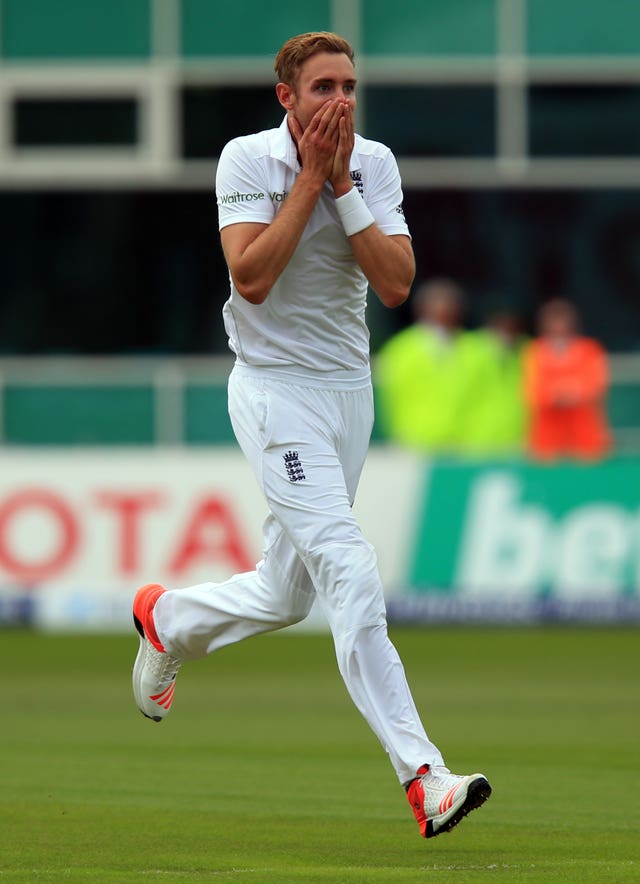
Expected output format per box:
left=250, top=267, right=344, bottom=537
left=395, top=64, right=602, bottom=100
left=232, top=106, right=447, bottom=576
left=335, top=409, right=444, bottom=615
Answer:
left=288, top=100, right=346, bottom=182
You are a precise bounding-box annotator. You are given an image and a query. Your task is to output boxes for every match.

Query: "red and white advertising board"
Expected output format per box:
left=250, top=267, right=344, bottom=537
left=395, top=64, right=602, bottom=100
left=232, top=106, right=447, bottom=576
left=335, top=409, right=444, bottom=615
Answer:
left=0, top=447, right=419, bottom=629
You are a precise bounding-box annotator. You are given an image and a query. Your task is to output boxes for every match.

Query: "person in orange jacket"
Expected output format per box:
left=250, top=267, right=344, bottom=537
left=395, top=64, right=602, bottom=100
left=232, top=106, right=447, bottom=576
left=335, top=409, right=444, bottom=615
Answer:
left=524, top=298, right=612, bottom=460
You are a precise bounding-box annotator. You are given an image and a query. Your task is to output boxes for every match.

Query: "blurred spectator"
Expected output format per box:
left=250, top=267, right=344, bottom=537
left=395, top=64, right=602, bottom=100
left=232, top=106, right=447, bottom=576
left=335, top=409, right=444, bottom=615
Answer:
left=375, top=277, right=475, bottom=452
left=458, top=310, right=528, bottom=457
left=524, top=298, right=612, bottom=461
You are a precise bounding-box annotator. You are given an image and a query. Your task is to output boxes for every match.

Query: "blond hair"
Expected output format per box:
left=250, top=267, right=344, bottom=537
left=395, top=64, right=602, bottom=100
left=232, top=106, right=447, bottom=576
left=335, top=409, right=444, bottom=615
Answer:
left=274, top=32, right=355, bottom=88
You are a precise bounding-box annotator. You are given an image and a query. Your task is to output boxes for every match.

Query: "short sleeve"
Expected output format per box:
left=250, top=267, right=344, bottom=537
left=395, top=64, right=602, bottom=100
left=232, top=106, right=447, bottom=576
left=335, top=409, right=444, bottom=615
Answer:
left=215, top=138, right=275, bottom=230
left=365, top=148, right=411, bottom=238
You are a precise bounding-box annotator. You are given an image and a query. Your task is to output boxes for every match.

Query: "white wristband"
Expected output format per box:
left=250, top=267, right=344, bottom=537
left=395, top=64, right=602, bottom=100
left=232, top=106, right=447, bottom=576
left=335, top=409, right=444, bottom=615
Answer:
left=335, top=187, right=375, bottom=237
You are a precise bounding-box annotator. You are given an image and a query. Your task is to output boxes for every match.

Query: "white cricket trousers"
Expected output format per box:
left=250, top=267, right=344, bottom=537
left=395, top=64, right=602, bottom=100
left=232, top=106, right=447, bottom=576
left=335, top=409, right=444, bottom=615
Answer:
left=154, top=364, right=445, bottom=784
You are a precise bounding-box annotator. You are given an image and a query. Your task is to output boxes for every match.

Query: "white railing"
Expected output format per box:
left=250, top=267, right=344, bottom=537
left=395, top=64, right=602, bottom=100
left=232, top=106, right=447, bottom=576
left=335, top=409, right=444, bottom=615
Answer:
left=0, top=353, right=638, bottom=450
left=0, top=355, right=233, bottom=446
left=0, top=0, right=639, bottom=188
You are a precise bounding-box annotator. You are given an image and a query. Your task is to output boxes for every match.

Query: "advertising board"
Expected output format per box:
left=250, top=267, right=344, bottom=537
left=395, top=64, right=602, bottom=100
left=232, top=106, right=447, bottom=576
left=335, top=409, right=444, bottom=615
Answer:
left=1, top=450, right=638, bottom=627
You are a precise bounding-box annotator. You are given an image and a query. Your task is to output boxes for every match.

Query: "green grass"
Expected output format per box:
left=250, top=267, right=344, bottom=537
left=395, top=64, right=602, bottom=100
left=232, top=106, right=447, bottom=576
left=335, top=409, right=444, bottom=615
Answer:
left=1, top=627, right=639, bottom=882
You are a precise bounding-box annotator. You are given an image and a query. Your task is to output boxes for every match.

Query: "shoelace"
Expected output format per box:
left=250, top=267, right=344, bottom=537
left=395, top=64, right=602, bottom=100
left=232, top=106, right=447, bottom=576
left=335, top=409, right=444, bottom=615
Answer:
left=146, top=643, right=182, bottom=681
left=421, top=767, right=463, bottom=791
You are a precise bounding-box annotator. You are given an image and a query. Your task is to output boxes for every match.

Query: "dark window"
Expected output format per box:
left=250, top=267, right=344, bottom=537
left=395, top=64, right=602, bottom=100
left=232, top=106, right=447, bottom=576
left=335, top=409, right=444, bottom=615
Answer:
left=1, top=189, right=639, bottom=356
left=0, top=191, right=229, bottom=356
left=181, top=85, right=281, bottom=158
left=14, top=97, right=138, bottom=147
left=364, top=86, right=495, bottom=157
left=529, top=85, right=640, bottom=157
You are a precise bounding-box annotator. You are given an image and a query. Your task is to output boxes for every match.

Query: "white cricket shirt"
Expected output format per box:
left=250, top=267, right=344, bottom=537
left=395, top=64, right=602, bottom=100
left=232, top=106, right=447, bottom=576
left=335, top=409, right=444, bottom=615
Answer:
left=216, top=115, right=410, bottom=375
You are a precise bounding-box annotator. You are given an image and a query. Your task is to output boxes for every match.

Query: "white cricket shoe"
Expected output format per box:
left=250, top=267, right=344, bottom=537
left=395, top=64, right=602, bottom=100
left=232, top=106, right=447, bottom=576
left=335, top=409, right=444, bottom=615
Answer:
left=132, top=583, right=182, bottom=722
left=406, top=763, right=491, bottom=838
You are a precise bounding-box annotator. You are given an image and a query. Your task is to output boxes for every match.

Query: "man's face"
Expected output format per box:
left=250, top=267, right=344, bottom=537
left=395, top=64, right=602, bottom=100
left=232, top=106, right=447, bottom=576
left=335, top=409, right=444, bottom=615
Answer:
left=278, top=51, right=357, bottom=132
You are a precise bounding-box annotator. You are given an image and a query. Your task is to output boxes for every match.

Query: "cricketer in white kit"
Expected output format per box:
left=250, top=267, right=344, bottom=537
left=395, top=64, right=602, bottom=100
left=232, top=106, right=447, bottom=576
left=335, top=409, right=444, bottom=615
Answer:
left=132, top=31, right=491, bottom=840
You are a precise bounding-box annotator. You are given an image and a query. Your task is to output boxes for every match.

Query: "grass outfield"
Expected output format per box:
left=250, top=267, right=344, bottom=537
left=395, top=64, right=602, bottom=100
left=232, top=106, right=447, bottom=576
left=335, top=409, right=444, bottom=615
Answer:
left=2, top=627, right=638, bottom=882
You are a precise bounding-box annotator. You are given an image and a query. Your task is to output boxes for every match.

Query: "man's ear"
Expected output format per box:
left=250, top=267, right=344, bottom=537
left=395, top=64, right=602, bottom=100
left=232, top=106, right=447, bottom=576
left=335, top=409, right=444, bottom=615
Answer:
left=276, top=82, right=295, bottom=111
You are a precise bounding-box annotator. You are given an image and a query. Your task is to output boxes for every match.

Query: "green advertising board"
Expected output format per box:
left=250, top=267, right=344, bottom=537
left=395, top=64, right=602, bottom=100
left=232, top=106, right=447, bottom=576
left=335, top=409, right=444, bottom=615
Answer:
left=388, top=458, right=640, bottom=623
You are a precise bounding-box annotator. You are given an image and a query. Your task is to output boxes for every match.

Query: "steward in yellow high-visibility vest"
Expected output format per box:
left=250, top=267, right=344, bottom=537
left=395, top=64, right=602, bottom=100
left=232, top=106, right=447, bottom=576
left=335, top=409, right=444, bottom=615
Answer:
left=376, top=278, right=473, bottom=453
left=376, top=283, right=527, bottom=457
left=456, top=316, right=528, bottom=457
